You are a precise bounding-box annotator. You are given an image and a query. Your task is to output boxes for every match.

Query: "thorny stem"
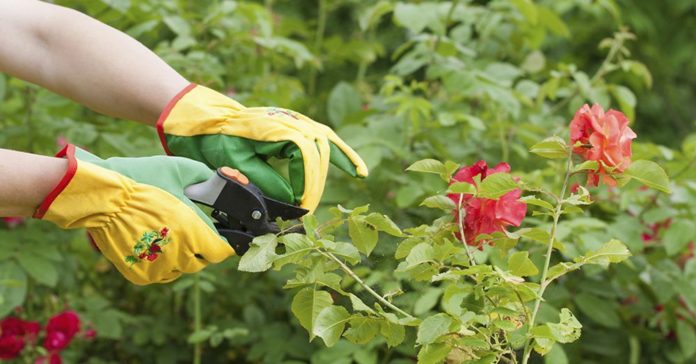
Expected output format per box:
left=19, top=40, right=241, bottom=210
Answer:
left=521, top=148, right=574, bottom=364
left=320, top=250, right=415, bottom=319
left=457, top=193, right=477, bottom=266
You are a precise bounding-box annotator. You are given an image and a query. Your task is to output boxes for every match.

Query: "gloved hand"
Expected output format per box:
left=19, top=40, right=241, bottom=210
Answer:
left=33, top=144, right=235, bottom=285
left=156, top=84, right=369, bottom=212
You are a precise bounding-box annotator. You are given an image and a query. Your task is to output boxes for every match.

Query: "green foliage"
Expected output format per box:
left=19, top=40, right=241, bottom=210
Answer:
left=1, top=0, right=695, bottom=363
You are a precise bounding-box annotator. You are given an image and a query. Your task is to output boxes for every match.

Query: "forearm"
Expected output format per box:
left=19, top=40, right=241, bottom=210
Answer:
left=0, top=149, right=68, bottom=217
left=0, top=0, right=188, bottom=125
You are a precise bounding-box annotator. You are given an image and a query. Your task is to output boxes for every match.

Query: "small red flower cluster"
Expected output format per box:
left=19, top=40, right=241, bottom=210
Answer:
left=0, top=311, right=89, bottom=363
left=447, top=160, right=527, bottom=247
left=570, top=104, right=636, bottom=186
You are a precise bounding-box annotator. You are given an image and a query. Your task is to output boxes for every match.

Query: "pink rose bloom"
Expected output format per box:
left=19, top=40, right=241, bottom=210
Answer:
left=569, top=104, right=637, bottom=186
left=447, top=160, right=527, bottom=246
left=2, top=217, right=25, bottom=229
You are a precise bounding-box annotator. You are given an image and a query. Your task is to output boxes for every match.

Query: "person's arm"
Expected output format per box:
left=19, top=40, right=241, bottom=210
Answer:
left=0, top=149, right=68, bottom=217
left=0, top=0, right=188, bottom=125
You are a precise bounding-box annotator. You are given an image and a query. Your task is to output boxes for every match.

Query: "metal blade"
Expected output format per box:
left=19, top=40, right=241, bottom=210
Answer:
left=263, top=197, right=308, bottom=220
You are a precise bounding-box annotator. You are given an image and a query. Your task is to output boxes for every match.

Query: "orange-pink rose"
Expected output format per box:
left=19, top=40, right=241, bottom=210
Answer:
left=569, top=104, right=637, bottom=186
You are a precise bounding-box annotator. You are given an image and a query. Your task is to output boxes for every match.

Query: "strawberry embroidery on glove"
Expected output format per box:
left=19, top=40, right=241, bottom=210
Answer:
left=125, top=227, right=171, bottom=265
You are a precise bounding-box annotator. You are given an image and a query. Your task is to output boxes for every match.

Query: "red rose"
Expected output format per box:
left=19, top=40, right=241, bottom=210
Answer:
left=160, top=227, right=169, bottom=237
left=138, top=252, right=147, bottom=259
left=447, top=161, right=527, bottom=246
left=569, top=104, right=636, bottom=186
left=0, top=316, right=40, bottom=359
left=35, top=352, right=62, bottom=364
left=149, top=243, right=161, bottom=253
left=146, top=253, right=158, bottom=261
left=43, top=311, right=80, bottom=352
left=83, top=328, right=97, bottom=340
left=0, top=335, right=24, bottom=360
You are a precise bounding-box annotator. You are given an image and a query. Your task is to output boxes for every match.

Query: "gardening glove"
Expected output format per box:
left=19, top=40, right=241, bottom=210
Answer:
left=156, top=83, right=369, bottom=212
left=33, top=144, right=235, bottom=285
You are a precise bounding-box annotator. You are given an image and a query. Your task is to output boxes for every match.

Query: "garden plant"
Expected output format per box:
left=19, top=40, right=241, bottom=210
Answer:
left=0, top=0, right=695, bottom=363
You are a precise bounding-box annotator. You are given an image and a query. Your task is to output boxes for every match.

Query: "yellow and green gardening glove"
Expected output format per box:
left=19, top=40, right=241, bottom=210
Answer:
left=156, top=83, right=369, bottom=212
left=33, top=144, right=235, bottom=285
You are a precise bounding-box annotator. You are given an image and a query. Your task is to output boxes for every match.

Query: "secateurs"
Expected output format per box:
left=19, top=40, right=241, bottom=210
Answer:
left=184, top=167, right=308, bottom=255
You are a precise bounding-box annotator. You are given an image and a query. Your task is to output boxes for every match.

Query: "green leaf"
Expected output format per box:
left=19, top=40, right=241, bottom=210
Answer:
left=237, top=234, right=278, bottom=272
left=572, top=160, right=599, bottom=173
left=313, top=306, right=351, bottom=347
left=163, top=15, right=192, bottom=36
left=274, top=233, right=316, bottom=268
left=545, top=345, right=569, bottom=364
left=365, top=213, right=404, bottom=236
left=547, top=308, right=582, bottom=343
left=538, top=6, right=570, bottom=37
left=348, top=218, right=379, bottom=256
left=420, top=195, right=456, bottom=210
left=417, top=342, right=451, bottom=364
left=291, top=287, right=333, bottom=340
left=16, top=253, right=57, bottom=287
left=414, top=288, right=442, bottom=316
left=331, top=243, right=361, bottom=265
left=399, top=243, right=434, bottom=270
left=663, top=220, right=696, bottom=256
left=610, top=85, right=636, bottom=121
left=520, top=196, right=554, bottom=211
left=624, top=160, right=671, bottom=193
left=344, top=316, right=379, bottom=344
left=327, top=82, right=361, bottom=126
left=0, top=261, right=27, bottom=317
left=530, top=136, right=569, bottom=159
left=349, top=294, right=375, bottom=314
left=511, top=0, right=538, bottom=23
left=677, top=319, right=696, bottom=358
left=359, top=1, right=394, bottom=31
left=379, top=320, right=406, bottom=347
left=579, top=239, right=631, bottom=267
left=187, top=329, right=213, bottom=344
left=575, top=292, right=620, bottom=328
left=477, top=173, right=519, bottom=199
left=406, top=159, right=446, bottom=175
left=508, top=251, right=539, bottom=277
left=416, top=313, right=453, bottom=345
left=446, top=182, right=477, bottom=195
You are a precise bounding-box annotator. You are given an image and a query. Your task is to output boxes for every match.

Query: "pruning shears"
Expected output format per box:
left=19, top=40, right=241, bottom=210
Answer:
left=184, top=167, right=308, bottom=255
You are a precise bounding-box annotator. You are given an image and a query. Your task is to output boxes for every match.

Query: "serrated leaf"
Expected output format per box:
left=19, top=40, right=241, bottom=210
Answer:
left=520, top=196, right=554, bottom=210
left=530, top=136, right=568, bottom=159
left=624, top=160, right=671, bottom=193
left=349, top=294, right=375, bottom=314
left=663, top=220, right=696, bottom=256
left=416, top=313, right=453, bottom=344
left=572, top=160, right=599, bottom=173
left=508, top=251, right=539, bottom=277
left=237, top=234, right=278, bottom=272
left=578, top=239, right=631, bottom=267
left=677, top=319, right=696, bottom=358
left=446, top=182, right=477, bottom=194
left=365, top=213, right=404, bottom=236
left=420, top=195, right=456, bottom=210
left=331, top=242, right=361, bottom=265
left=477, top=173, right=519, bottom=199
left=380, top=320, right=406, bottom=347
left=406, top=159, right=446, bottom=175
left=274, top=233, right=316, bottom=269
left=291, top=287, right=333, bottom=340
left=344, top=316, right=379, bottom=344
left=348, top=218, right=379, bottom=256
left=313, top=306, right=351, bottom=347
left=417, top=342, right=452, bottom=364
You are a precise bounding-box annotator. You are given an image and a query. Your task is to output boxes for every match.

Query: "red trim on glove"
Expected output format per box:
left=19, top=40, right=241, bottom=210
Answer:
left=33, top=144, right=78, bottom=219
left=156, top=83, right=198, bottom=156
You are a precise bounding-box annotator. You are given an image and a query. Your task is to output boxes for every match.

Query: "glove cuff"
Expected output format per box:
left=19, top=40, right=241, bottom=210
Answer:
left=33, top=145, right=79, bottom=219
left=156, top=83, right=198, bottom=156
left=33, top=144, right=133, bottom=229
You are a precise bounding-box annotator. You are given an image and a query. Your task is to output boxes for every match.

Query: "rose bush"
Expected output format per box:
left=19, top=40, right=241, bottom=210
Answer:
left=1, top=0, right=694, bottom=363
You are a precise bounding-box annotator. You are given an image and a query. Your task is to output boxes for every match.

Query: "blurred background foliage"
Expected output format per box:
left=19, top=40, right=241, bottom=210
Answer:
left=0, top=0, right=694, bottom=363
